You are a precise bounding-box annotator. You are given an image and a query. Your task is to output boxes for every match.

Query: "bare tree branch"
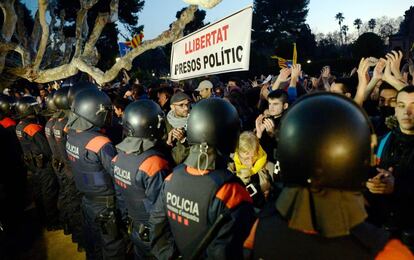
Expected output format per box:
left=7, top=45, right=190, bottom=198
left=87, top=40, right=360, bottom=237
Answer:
left=73, top=0, right=99, bottom=58
left=32, top=0, right=49, bottom=70
left=183, top=0, right=222, bottom=9
left=0, top=0, right=17, bottom=73
left=30, top=11, right=41, bottom=54
left=62, top=37, right=75, bottom=64
left=77, top=5, right=198, bottom=85
left=82, top=13, right=108, bottom=59
left=0, top=41, right=29, bottom=64
left=15, top=3, right=30, bottom=52
left=82, top=0, right=119, bottom=59
left=108, top=0, right=118, bottom=23
left=7, top=4, right=198, bottom=85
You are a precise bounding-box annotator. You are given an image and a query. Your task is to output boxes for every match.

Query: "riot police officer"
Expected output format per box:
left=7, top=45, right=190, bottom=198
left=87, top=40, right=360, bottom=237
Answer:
left=65, top=85, right=125, bottom=259
left=244, top=93, right=414, bottom=259
left=53, top=86, right=85, bottom=249
left=15, top=96, right=60, bottom=230
left=150, top=98, right=255, bottom=259
left=111, top=100, right=170, bottom=259
left=0, top=95, right=26, bottom=257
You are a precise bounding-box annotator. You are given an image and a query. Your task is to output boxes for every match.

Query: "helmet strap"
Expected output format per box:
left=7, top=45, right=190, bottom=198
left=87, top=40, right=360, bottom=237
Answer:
left=197, top=142, right=209, bottom=174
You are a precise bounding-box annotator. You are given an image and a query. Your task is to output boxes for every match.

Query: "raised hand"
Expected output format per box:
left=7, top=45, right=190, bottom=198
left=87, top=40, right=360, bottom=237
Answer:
left=386, top=50, right=404, bottom=80
left=321, top=66, right=330, bottom=79
left=272, top=68, right=291, bottom=90
left=372, top=58, right=386, bottom=80
left=255, top=114, right=266, bottom=139
left=290, top=64, right=302, bottom=87
left=354, top=57, right=371, bottom=106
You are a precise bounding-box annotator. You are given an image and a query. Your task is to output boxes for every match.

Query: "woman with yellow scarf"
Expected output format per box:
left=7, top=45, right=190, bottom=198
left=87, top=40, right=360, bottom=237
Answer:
left=229, top=131, right=273, bottom=208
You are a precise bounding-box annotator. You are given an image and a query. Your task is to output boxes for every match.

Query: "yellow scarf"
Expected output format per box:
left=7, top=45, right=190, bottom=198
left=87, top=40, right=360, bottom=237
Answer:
left=234, top=145, right=267, bottom=177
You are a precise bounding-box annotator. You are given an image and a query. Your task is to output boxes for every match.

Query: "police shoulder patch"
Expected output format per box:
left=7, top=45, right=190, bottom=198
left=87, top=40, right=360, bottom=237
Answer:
left=85, top=135, right=111, bottom=153
left=23, top=123, right=43, bottom=137
left=139, top=155, right=169, bottom=177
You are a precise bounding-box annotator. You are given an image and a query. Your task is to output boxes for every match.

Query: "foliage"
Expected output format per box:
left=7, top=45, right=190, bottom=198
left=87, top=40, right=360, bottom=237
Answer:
left=352, top=32, right=385, bottom=59
left=252, top=0, right=309, bottom=48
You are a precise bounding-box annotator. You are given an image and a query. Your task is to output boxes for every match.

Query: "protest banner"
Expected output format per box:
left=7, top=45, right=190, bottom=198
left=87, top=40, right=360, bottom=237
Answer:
left=170, top=6, right=253, bottom=81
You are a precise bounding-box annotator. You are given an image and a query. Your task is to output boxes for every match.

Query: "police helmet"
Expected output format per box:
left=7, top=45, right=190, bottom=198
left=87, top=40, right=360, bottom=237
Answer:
left=68, top=81, right=98, bottom=107
left=53, top=87, right=70, bottom=110
left=123, top=100, right=164, bottom=139
left=15, top=96, right=40, bottom=118
left=46, top=93, right=58, bottom=112
left=278, top=93, right=375, bottom=190
left=72, top=88, right=111, bottom=127
left=0, top=95, right=13, bottom=118
left=187, top=98, right=240, bottom=155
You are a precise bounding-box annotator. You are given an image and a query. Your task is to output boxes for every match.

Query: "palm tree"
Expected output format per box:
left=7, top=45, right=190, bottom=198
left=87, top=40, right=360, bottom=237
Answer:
left=341, top=25, right=349, bottom=44
left=368, top=18, right=376, bottom=32
left=335, top=12, right=345, bottom=45
left=353, top=18, right=362, bottom=36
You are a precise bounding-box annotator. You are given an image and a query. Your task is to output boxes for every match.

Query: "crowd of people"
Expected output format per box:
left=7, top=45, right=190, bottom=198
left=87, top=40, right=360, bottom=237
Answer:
left=0, top=48, right=413, bottom=259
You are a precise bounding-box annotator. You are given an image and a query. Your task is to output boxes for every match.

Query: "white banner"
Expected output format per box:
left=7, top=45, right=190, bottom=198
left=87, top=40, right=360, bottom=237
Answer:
left=170, top=6, right=253, bottom=81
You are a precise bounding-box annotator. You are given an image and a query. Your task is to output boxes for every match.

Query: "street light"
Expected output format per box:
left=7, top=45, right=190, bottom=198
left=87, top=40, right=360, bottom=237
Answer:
left=307, top=59, right=312, bottom=64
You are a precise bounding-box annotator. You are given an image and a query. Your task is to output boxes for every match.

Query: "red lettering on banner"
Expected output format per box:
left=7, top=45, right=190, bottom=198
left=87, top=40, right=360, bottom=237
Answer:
left=184, top=25, right=230, bottom=55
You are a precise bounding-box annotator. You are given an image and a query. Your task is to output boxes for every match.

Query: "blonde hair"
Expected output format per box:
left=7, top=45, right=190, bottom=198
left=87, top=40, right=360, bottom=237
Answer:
left=237, top=131, right=259, bottom=154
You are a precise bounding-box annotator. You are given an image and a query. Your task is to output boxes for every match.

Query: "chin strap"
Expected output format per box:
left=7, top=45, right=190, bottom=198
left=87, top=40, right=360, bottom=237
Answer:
left=197, top=142, right=209, bottom=175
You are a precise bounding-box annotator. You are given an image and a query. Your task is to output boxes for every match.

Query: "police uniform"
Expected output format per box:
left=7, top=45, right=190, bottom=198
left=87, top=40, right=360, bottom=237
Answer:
left=66, top=129, right=125, bottom=259
left=244, top=93, right=414, bottom=260
left=245, top=205, right=414, bottom=260
left=151, top=165, right=254, bottom=259
left=151, top=98, right=255, bottom=259
left=0, top=116, right=26, bottom=243
left=53, top=115, right=84, bottom=246
left=112, top=148, right=169, bottom=258
left=15, top=118, right=59, bottom=228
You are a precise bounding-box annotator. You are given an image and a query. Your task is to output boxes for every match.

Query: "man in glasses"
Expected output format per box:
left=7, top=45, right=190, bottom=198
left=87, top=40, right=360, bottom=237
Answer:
left=166, top=92, right=191, bottom=165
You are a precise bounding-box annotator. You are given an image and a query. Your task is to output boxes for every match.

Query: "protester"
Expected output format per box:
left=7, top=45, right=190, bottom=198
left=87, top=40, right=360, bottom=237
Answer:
left=195, top=80, right=214, bottom=99
left=366, top=85, right=414, bottom=244
left=166, top=91, right=191, bottom=165
left=255, top=89, right=289, bottom=162
left=228, top=131, right=272, bottom=208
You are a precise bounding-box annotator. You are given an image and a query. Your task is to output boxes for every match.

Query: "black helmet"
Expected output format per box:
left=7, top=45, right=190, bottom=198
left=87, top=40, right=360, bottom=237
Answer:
left=72, top=88, right=111, bottom=127
left=46, top=93, right=57, bottom=112
left=278, top=93, right=376, bottom=190
left=54, top=87, right=70, bottom=110
left=0, top=95, right=13, bottom=119
left=68, top=82, right=98, bottom=107
left=123, top=100, right=164, bottom=139
left=187, top=98, right=240, bottom=155
left=15, top=96, right=40, bottom=118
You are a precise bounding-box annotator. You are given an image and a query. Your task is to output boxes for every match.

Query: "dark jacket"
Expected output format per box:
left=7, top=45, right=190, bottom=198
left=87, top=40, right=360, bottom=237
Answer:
left=165, top=119, right=190, bottom=166
left=150, top=165, right=255, bottom=260
left=366, top=129, right=414, bottom=233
